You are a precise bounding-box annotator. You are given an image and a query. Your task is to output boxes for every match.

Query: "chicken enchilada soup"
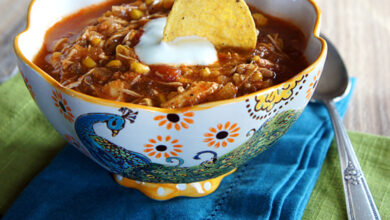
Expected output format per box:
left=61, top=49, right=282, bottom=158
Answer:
left=34, top=0, right=308, bottom=109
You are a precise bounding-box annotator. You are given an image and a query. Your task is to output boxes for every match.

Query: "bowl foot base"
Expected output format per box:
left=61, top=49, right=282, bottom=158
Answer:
left=113, top=169, right=236, bottom=200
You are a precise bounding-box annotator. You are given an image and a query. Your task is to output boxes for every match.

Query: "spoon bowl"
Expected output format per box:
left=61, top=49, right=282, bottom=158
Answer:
left=312, top=35, right=351, bottom=102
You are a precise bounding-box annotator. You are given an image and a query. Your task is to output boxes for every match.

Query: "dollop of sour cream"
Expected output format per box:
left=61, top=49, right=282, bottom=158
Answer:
left=135, top=18, right=218, bottom=66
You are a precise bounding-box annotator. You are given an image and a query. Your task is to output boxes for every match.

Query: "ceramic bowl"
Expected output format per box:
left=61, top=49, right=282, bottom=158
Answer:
left=14, top=0, right=327, bottom=200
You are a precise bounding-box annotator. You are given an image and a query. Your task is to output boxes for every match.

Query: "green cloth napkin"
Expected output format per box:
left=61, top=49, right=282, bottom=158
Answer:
left=303, top=132, right=390, bottom=219
left=0, top=74, right=389, bottom=218
left=0, top=75, right=66, bottom=214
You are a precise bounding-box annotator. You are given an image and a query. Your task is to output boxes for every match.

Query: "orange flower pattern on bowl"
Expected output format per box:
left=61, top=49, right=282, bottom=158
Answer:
left=144, top=135, right=183, bottom=159
left=204, top=122, right=240, bottom=148
left=51, top=90, right=74, bottom=123
left=306, top=70, right=321, bottom=100
left=154, top=112, right=195, bottom=131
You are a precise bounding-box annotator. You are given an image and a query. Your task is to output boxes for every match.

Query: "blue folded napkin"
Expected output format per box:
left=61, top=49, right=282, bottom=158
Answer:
left=4, top=80, right=355, bottom=220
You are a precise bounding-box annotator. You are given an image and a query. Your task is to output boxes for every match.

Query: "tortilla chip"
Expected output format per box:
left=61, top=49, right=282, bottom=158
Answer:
left=162, top=0, right=257, bottom=50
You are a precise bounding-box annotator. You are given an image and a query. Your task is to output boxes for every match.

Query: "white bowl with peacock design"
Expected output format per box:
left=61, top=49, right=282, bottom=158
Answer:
left=14, top=0, right=327, bottom=200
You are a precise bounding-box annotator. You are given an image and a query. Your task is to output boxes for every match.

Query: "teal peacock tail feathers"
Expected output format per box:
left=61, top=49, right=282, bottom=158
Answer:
left=91, top=135, right=151, bottom=170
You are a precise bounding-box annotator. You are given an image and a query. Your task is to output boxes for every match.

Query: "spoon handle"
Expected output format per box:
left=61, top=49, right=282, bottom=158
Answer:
left=324, top=100, right=381, bottom=220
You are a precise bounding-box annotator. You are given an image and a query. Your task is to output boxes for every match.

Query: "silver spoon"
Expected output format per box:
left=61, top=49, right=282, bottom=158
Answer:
left=312, top=36, right=381, bottom=220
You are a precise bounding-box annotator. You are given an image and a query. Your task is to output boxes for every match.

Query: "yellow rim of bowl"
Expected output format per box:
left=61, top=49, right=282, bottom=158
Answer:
left=13, top=0, right=327, bottom=114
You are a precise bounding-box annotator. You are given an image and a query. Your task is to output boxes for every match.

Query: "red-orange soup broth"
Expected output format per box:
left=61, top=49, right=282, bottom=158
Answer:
left=34, top=0, right=308, bottom=109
